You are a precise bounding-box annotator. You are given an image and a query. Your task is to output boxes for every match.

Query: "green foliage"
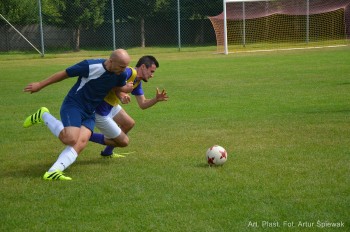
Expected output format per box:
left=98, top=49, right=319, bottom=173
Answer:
left=181, top=0, right=223, bottom=19
left=41, top=0, right=64, bottom=25
left=0, top=0, right=38, bottom=24
left=155, top=0, right=222, bottom=20
left=42, top=0, right=108, bottom=51
left=48, top=0, right=106, bottom=29
left=120, top=0, right=157, bottom=20
left=1, top=47, right=349, bottom=231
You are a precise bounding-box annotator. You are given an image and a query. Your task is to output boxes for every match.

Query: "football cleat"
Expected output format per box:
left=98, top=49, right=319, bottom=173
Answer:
left=43, top=170, right=72, bottom=181
left=23, top=107, right=49, bottom=128
left=100, top=151, right=135, bottom=158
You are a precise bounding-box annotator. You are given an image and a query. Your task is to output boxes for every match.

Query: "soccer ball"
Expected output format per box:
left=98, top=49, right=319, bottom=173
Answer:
left=206, top=145, right=227, bottom=166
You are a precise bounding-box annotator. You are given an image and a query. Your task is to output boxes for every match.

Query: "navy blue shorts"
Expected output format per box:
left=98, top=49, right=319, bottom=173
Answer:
left=60, top=102, right=95, bottom=132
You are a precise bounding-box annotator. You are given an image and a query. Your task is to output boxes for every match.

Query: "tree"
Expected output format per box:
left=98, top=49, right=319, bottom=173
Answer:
left=153, top=0, right=222, bottom=44
left=45, top=0, right=107, bottom=51
left=181, top=0, right=222, bottom=44
left=182, top=0, right=222, bottom=19
left=119, top=0, right=158, bottom=47
left=0, top=0, right=38, bottom=25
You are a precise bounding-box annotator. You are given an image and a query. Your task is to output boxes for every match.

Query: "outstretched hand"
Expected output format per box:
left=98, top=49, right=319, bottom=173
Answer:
left=23, top=82, right=41, bottom=94
left=156, top=88, right=168, bottom=102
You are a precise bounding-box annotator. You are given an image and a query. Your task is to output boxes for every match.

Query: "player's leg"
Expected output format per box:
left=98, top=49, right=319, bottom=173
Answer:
left=43, top=115, right=93, bottom=181
left=91, top=105, right=130, bottom=156
left=23, top=107, right=50, bottom=128
left=113, top=108, right=135, bottom=134
left=101, top=105, right=135, bottom=155
left=23, top=107, right=64, bottom=138
left=23, top=105, right=83, bottom=147
left=102, top=107, right=135, bottom=156
left=43, top=126, right=91, bottom=181
left=92, top=112, right=129, bottom=147
left=43, top=145, right=77, bottom=181
left=58, top=104, right=88, bottom=146
left=91, top=105, right=123, bottom=145
left=100, top=107, right=135, bottom=156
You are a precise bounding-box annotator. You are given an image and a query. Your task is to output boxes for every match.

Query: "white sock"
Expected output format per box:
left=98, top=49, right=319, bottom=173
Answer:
left=48, top=146, right=78, bottom=172
left=42, top=112, right=64, bottom=138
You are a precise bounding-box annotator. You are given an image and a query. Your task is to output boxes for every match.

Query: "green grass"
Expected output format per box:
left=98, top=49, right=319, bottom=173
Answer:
left=1, top=46, right=349, bottom=231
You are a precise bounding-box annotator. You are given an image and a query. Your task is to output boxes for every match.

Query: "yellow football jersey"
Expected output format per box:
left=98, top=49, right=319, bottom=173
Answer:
left=104, top=67, right=140, bottom=106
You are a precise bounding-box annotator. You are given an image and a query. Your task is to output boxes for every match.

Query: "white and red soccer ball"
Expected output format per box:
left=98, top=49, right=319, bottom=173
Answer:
left=206, top=145, right=227, bottom=166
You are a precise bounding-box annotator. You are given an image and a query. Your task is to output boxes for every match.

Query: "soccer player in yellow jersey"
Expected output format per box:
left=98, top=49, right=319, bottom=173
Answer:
left=89, top=55, right=168, bottom=157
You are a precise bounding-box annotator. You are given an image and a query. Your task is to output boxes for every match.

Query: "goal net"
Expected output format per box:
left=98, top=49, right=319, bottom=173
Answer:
left=209, top=0, right=350, bottom=53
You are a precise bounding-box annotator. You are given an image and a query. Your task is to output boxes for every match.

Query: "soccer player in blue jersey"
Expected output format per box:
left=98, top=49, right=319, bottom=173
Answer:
left=23, top=49, right=132, bottom=180
left=89, top=55, right=168, bottom=157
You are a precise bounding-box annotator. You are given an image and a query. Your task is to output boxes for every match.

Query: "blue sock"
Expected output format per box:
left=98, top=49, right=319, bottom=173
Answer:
left=101, top=146, right=114, bottom=156
left=89, top=133, right=105, bottom=145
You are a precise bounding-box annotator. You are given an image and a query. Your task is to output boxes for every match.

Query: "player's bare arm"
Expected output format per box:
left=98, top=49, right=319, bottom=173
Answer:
left=23, top=70, right=69, bottom=93
left=136, top=88, right=168, bottom=110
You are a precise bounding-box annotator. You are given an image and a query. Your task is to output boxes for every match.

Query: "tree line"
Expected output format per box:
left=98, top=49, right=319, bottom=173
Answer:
left=0, top=0, right=222, bottom=50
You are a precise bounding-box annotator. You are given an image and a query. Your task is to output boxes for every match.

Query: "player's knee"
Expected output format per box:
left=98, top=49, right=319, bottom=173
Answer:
left=130, top=119, right=135, bottom=129
left=64, top=137, right=78, bottom=146
left=112, top=136, right=129, bottom=147
left=59, top=133, right=78, bottom=146
left=119, top=136, right=129, bottom=147
left=125, top=119, right=135, bottom=132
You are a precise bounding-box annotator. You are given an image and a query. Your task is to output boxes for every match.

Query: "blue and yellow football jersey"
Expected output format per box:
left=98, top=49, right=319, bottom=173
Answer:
left=95, top=67, right=143, bottom=116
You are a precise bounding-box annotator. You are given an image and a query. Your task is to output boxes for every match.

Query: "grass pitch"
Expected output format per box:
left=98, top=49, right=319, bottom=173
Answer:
left=0, top=47, right=349, bottom=231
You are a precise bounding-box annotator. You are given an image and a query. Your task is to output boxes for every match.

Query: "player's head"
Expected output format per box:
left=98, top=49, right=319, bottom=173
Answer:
left=136, top=55, right=159, bottom=82
left=108, top=49, right=130, bottom=75
left=136, top=55, right=159, bottom=69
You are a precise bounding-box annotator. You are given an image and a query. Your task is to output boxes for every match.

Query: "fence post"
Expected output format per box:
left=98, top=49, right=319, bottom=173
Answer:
left=38, top=0, right=45, bottom=57
left=177, top=0, right=181, bottom=51
left=306, top=0, right=309, bottom=44
left=223, top=0, right=228, bottom=55
left=242, top=2, right=246, bottom=47
left=111, top=0, right=116, bottom=50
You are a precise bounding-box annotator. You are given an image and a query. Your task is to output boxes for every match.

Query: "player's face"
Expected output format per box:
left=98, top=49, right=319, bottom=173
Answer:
left=140, top=64, right=157, bottom=82
left=110, top=59, right=128, bottom=75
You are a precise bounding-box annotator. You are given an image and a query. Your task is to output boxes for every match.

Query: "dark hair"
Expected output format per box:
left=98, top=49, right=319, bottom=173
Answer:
left=135, top=55, right=159, bottom=68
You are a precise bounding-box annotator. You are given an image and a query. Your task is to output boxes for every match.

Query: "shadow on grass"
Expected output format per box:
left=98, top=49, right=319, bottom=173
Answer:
left=2, top=157, right=119, bottom=179
left=195, top=163, right=226, bottom=169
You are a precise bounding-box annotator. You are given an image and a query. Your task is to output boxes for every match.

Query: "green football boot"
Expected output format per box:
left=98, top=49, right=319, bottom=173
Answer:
left=43, top=170, right=72, bottom=181
left=23, top=107, right=49, bottom=128
left=100, top=151, right=135, bottom=158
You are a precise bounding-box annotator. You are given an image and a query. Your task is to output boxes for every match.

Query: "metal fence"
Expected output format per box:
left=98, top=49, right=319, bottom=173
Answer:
left=0, top=0, right=221, bottom=55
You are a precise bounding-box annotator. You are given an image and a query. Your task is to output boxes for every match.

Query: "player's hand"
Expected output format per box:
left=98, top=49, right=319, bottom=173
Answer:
left=156, top=88, right=168, bottom=102
left=122, top=81, right=133, bottom=93
left=23, top=82, right=42, bottom=93
left=119, top=93, right=131, bottom=104
left=117, top=82, right=133, bottom=94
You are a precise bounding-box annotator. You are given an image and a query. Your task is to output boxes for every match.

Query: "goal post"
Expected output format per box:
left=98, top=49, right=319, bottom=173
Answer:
left=223, top=0, right=271, bottom=54
left=210, top=0, right=350, bottom=54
